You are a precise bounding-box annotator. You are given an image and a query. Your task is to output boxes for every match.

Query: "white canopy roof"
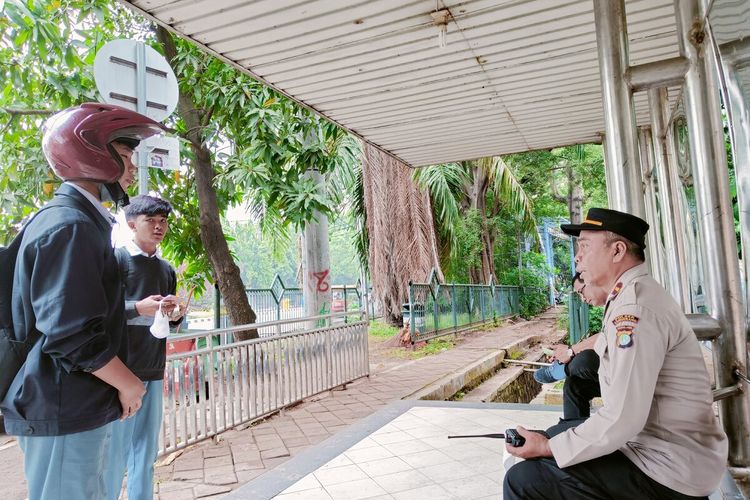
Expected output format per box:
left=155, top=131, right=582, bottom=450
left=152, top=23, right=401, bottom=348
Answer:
left=125, top=0, right=681, bottom=166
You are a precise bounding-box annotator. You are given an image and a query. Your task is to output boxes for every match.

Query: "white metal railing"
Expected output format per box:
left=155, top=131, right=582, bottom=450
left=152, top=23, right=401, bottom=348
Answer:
left=159, top=312, right=369, bottom=455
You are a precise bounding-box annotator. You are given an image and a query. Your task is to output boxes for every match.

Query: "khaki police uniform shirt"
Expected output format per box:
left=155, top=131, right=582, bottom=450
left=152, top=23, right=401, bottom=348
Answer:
left=549, top=263, right=728, bottom=496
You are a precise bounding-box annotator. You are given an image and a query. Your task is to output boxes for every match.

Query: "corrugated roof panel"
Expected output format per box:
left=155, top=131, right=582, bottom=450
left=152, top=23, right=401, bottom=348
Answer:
left=126, top=0, right=682, bottom=166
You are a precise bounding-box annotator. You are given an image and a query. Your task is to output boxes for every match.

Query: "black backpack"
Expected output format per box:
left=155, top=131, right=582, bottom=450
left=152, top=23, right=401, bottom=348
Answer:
left=0, top=196, right=84, bottom=401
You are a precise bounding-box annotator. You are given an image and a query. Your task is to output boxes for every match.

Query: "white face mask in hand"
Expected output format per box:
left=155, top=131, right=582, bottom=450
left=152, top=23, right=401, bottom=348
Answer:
left=149, top=302, right=170, bottom=339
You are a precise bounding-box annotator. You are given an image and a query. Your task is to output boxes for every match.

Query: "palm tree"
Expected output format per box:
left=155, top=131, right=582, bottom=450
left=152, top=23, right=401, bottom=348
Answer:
left=361, top=143, right=444, bottom=326
left=414, top=157, right=538, bottom=284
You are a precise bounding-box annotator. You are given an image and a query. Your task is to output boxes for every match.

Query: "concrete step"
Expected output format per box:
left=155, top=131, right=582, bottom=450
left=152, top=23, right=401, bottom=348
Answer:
left=461, top=348, right=545, bottom=403
left=402, top=321, right=565, bottom=402
left=402, top=349, right=507, bottom=401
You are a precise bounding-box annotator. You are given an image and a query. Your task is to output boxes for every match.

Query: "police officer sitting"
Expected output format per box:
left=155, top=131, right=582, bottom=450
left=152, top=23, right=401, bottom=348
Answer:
left=503, top=208, right=728, bottom=500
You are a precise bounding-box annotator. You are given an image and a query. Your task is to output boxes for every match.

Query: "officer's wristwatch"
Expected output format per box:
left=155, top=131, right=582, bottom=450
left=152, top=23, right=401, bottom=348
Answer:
left=567, top=347, right=575, bottom=359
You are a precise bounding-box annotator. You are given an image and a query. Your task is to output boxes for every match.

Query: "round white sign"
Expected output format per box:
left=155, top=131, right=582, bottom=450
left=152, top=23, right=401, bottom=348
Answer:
left=94, top=39, right=178, bottom=122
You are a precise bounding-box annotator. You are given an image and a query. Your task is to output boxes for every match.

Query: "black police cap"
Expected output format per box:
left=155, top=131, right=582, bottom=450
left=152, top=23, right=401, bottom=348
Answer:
left=560, top=208, right=650, bottom=249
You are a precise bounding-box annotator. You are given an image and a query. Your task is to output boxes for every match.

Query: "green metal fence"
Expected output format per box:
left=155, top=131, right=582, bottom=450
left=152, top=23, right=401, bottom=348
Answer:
left=213, top=275, right=372, bottom=336
left=568, top=291, right=590, bottom=344
left=406, top=270, right=522, bottom=342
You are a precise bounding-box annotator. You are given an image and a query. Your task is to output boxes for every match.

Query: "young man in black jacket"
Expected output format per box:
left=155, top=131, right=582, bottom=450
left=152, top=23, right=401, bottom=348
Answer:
left=1, top=103, right=164, bottom=500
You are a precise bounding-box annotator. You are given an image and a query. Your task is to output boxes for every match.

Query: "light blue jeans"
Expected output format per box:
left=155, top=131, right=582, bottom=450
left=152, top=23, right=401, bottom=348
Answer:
left=18, top=421, right=114, bottom=500
left=105, top=379, right=164, bottom=500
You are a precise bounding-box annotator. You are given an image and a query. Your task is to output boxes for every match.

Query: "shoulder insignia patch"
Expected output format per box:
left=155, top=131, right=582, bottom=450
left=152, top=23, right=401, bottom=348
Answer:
left=613, top=314, right=638, bottom=348
left=612, top=314, right=639, bottom=326
left=617, top=329, right=634, bottom=348
left=608, top=282, right=624, bottom=301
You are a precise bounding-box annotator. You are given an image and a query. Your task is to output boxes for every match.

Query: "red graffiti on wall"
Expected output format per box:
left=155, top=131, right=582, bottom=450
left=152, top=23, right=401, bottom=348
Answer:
left=309, top=269, right=330, bottom=292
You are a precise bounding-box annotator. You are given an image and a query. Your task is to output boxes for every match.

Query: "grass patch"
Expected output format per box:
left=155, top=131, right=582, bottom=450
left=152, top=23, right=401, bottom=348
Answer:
left=388, top=337, right=457, bottom=360
left=506, top=347, right=525, bottom=360
left=420, top=338, right=455, bottom=355
left=369, top=320, right=399, bottom=339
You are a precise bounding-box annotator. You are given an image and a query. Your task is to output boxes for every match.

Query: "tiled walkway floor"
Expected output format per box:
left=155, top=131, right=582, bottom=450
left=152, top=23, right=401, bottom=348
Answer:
left=234, top=402, right=560, bottom=500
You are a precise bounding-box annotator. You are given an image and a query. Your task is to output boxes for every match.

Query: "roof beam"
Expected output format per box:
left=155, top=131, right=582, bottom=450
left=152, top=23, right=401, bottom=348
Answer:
left=626, top=56, right=689, bottom=91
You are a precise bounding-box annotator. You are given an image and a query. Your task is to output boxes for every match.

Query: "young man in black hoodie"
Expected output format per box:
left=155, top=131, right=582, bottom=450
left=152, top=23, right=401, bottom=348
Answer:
left=105, top=195, right=183, bottom=500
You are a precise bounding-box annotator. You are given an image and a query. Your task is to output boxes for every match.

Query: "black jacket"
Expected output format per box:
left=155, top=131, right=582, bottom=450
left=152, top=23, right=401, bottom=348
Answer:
left=0, top=184, right=125, bottom=436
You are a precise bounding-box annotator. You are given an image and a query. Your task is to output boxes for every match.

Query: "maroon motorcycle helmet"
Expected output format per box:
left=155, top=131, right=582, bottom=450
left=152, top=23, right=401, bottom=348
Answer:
left=42, top=103, right=165, bottom=183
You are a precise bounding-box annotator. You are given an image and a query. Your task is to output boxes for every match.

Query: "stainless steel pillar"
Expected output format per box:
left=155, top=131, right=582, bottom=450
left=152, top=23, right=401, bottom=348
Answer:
left=637, top=127, right=665, bottom=284
left=648, top=88, right=691, bottom=310
left=600, top=134, right=617, bottom=206
left=593, top=0, right=645, bottom=217
left=675, top=0, right=750, bottom=466
left=717, top=40, right=750, bottom=329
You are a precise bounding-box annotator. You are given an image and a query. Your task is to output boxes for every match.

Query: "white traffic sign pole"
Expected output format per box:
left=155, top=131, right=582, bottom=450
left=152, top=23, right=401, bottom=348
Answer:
left=136, top=42, right=149, bottom=194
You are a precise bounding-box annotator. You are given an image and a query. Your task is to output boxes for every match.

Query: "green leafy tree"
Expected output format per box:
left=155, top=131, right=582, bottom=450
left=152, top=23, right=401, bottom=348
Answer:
left=0, top=1, right=361, bottom=339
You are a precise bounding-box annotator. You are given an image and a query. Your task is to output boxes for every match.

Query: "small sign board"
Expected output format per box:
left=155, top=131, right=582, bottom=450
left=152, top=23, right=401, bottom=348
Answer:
left=135, top=136, right=181, bottom=171
left=94, top=39, right=178, bottom=122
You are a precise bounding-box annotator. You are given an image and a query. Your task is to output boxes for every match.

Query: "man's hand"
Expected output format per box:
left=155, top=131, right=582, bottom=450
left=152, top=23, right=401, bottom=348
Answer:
left=552, top=344, right=573, bottom=363
left=505, top=426, right=553, bottom=459
left=118, top=379, right=146, bottom=420
left=160, top=294, right=184, bottom=320
left=91, top=356, right=146, bottom=420
left=135, top=295, right=165, bottom=317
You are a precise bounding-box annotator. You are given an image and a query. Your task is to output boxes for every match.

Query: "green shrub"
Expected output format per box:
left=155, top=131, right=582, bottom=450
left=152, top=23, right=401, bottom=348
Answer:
left=498, top=251, right=553, bottom=319
left=588, top=306, right=604, bottom=334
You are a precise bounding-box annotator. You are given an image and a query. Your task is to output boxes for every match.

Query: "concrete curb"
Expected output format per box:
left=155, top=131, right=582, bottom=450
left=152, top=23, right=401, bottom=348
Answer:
left=403, top=349, right=508, bottom=401
left=404, top=324, right=564, bottom=403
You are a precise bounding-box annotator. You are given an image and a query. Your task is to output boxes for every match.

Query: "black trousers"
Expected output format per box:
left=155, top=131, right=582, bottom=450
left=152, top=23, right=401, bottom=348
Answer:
left=563, top=349, right=601, bottom=420
left=502, top=450, right=708, bottom=500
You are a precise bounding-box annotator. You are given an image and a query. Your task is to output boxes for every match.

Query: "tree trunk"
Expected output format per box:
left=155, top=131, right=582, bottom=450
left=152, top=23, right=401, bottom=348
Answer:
left=362, top=143, right=443, bottom=327
left=157, top=27, right=258, bottom=340
left=465, top=161, right=495, bottom=284
left=302, top=169, right=332, bottom=325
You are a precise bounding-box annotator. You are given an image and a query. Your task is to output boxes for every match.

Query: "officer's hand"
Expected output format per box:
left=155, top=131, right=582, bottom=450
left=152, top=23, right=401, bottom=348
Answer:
left=118, top=380, right=146, bottom=420
left=552, top=344, right=572, bottom=363
left=505, top=426, right=553, bottom=459
left=135, top=295, right=165, bottom=317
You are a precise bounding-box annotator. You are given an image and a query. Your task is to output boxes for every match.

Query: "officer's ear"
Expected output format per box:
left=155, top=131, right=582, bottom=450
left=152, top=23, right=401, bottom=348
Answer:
left=611, top=240, right=628, bottom=262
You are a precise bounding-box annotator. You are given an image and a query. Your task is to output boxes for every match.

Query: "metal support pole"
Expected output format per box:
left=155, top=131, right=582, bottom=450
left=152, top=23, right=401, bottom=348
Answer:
left=213, top=283, right=221, bottom=329
left=451, top=284, right=458, bottom=331
left=637, top=127, right=664, bottom=285
left=675, top=0, right=750, bottom=466
left=593, top=0, right=646, bottom=217
left=600, top=134, right=617, bottom=206
left=648, top=88, right=691, bottom=310
left=135, top=42, right=149, bottom=195
left=543, top=222, right=555, bottom=306
left=717, top=39, right=750, bottom=328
